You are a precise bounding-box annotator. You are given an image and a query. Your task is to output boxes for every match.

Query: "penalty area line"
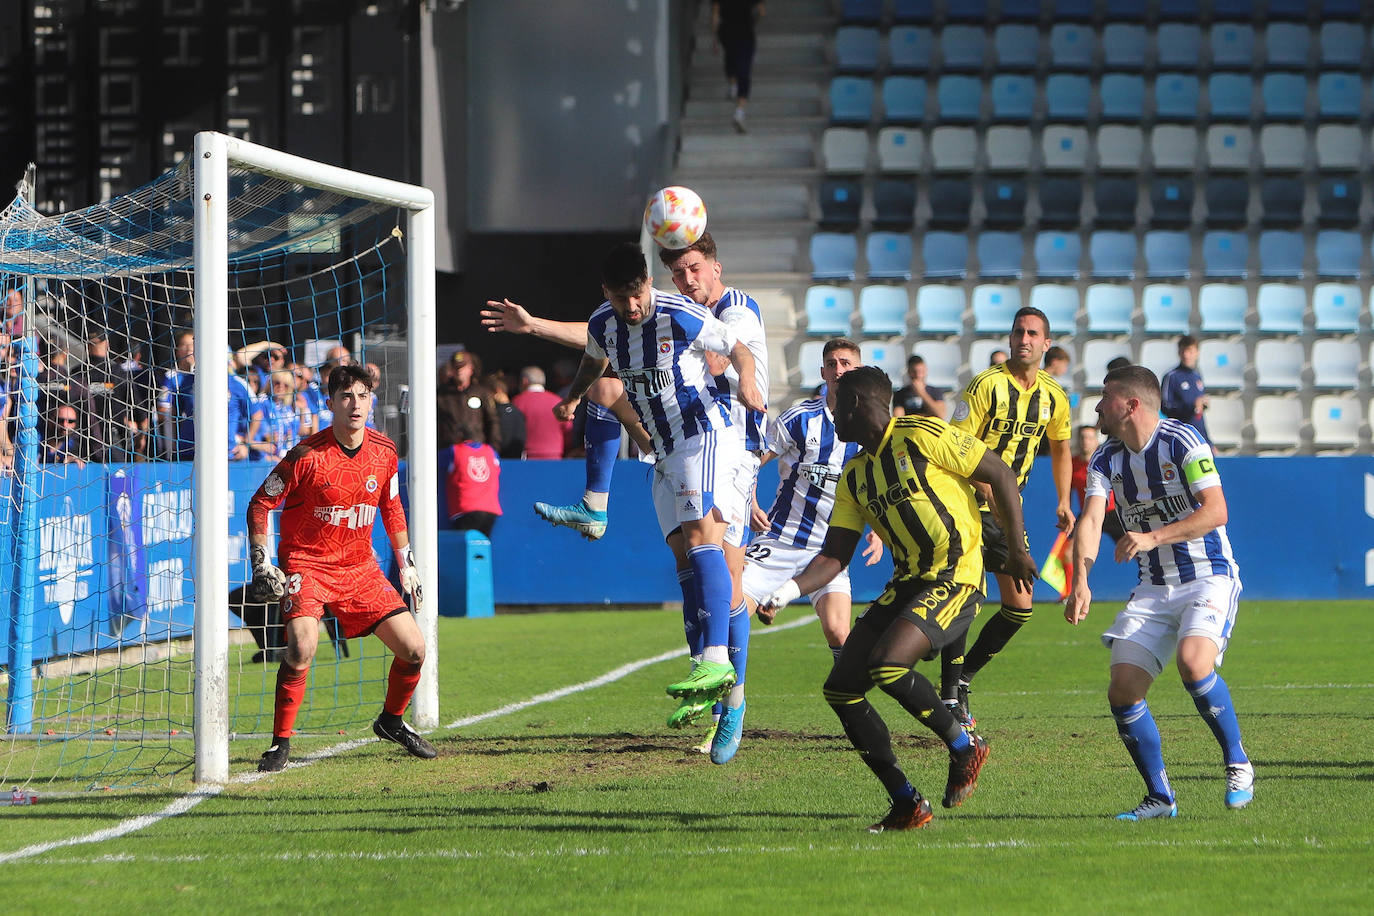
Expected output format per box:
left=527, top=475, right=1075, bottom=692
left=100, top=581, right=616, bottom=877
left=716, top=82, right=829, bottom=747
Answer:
left=0, top=612, right=816, bottom=864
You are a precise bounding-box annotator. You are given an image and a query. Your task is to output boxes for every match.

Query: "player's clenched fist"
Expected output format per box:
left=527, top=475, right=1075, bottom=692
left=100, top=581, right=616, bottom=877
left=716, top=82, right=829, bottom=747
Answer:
left=248, top=544, right=287, bottom=602
left=755, top=578, right=800, bottom=625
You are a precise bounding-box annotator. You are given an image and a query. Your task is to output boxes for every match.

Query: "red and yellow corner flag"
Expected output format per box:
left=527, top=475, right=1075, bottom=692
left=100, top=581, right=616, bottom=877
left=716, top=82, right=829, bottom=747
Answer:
left=1039, top=531, right=1072, bottom=601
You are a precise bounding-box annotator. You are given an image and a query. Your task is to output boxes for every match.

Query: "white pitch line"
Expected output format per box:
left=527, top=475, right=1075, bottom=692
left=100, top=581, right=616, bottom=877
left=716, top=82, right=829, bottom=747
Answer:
left=0, top=613, right=817, bottom=864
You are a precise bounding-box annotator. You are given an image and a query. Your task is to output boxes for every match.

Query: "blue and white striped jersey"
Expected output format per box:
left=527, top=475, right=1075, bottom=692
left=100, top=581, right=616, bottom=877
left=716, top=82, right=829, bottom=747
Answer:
left=1085, top=418, right=1239, bottom=586
left=764, top=396, right=862, bottom=550
left=709, top=287, right=769, bottom=453
left=585, top=288, right=735, bottom=460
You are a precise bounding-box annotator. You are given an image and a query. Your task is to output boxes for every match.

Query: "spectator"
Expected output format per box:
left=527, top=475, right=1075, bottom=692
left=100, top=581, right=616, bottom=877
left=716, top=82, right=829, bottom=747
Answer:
left=324, top=343, right=353, bottom=370
left=119, top=343, right=159, bottom=460
left=252, top=368, right=306, bottom=460
left=1105, top=355, right=1131, bottom=375
left=713, top=0, right=764, bottom=133
left=158, top=330, right=196, bottom=461
left=892, top=354, right=945, bottom=419
left=295, top=363, right=329, bottom=433
left=228, top=349, right=253, bottom=461
left=43, top=404, right=85, bottom=468
left=365, top=361, right=382, bottom=430
left=3, top=288, right=24, bottom=338
left=989, top=349, right=1008, bottom=367
left=1160, top=335, right=1210, bottom=444
left=245, top=370, right=274, bottom=461
left=485, top=371, right=526, bottom=460
left=76, top=331, right=137, bottom=461
left=512, top=365, right=569, bottom=459
left=436, top=347, right=500, bottom=451
left=1070, top=424, right=1122, bottom=545
left=444, top=422, right=502, bottom=536
left=1043, top=344, right=1079, bottom=412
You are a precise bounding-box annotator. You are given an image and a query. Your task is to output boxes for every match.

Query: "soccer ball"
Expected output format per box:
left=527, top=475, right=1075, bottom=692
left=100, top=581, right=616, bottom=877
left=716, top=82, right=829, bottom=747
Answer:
left=643, top=186, right=707, bottom=250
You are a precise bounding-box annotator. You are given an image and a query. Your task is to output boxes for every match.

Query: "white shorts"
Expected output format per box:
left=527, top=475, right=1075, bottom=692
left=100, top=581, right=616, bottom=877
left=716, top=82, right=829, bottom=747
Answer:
left=724, top=451, right=761, bottom=549
left=741, top=535, right=852, bottom=606
left=651, top=430, right=747, bottom=540
left=1101, top=575, right=1243, bottom=678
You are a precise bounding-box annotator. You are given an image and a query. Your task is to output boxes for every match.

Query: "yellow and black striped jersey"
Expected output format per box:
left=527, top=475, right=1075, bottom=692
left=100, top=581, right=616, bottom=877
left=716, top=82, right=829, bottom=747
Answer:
left=950, top=365, right=1071, bottom=490
left=830, top=415, right=987, bottom=588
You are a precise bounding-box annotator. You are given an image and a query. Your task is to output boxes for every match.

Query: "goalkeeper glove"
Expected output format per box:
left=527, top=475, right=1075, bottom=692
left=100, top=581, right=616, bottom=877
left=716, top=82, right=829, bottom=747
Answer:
left=396, top=546, right=422, bottom=609
left=755, top=578, right=800, bottom=625
left=248, top=544, right=287, bottom=602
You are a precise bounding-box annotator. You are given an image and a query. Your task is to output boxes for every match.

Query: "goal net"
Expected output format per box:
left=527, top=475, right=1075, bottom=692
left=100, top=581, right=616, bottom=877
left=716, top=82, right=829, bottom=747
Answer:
left=0, top=133, right=437, bottom=789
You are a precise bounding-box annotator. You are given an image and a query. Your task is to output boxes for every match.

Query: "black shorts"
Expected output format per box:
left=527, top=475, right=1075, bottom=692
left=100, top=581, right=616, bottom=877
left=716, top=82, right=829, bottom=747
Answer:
left=858, top=579, right=984, bottom=661
left=981, top=510, right=1031, bottom=577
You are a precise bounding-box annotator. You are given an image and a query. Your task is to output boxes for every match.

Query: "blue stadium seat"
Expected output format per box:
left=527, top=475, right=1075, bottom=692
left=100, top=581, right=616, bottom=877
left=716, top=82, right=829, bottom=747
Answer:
left=873, top=179, right=916, bottom=230
left=1254, top=339, right=1304, bottom=389
left=1158, top=0, right=1204, bottom=18
left=1142, top=284, right=1192, bottom=335
left=1154, top=74, right=1199, bottom=122
left=1320, top=23, right=1364, bottom=68
left=1256, top=283, right=1306, bottom=333
left=944, top=0, right=989, bottom=23
left=1103, top=24, right=1148, bottom=70
left=1318, top=73, right=1362, bottom=121
left=1206, top=125, right=1253, bottom=172
left=915, top=285, right=966, bottom=334
left=1265, top=23, right=1310, bottom=69
left=810, top=232, right=859, bottom=281
left=1101, top=74, right=1146, bottom=122
left=1035, top=231, right=1083, bottom=279
left=877, top=126, right=923, bottom=172
left=991, top=75, right=1034, bottom=122
left=1149, top=177, right=1194, bottom=228
left=937, top=75, right=982, bottom=123
left=983, top=178, right=1027, bottom=229
left=1210, top=23, right=1255, bottom=70
left=930, top=127, right=978, bottom=171
left=822, top=128, right=869, bottom=174
left=1144, top=230, right=1192, bottom=278
left=941, top=26, right=986, bottom=72
left=1038, top=178, right=1083, bottom=228
left=882, top=76, right=927, bottom=123
left=819, top=177, right=863, bottom=230
left=797, top=340, right=826, bottom=390
left=1316, top=230, right=1362, bottom=277
left=1030, top=284, right=1080, bottom=336
left=1085, top=284, right=1135, bottom=334
left=985, top=126, right=1033, bottom=171
left=1259, top=177, right=1304, bottom=227
left=1198, top=283, right=1249, bottom=334
left=1322, top=0, right=1362, bottom=18
left=1202, top=231, right=1249, bottom=278
left=892, top=0, right=936, bottom=22
left=1155, top=24, right=1201, bottom=71
left=1094, top=179, right=1138, bottom=228
left=922, top=232, right=968, bottom=279
left=836, top=27, right=881, bottom=74
left=1152, top=125, right=1198, bottom=172
left=1206, top=178, right=1251, bottom=227
left=1050, top=24, right=1094, bottom=71
left=1261, top=74, right=1307, bottom=121
left=1199, top=339, right=1246, bottom=390
left=1258, top=230, right=1305, bottom=279
left=1053, top=0, right=1096, bottom=19
left=1311, top=344, right=1359, bottom=389
left=994, top=25, right=1039, bottom=71
left=1097, top=126, right=1145, bottom=172
left=1259, top=125, right=1307, bottom=171
left=1212, top=0, right=1257, bottom=16
left=999, top=0, right=1041, bottom=21
left=889, top=26, right=934, bottom=72
left=1042, top=126, right=1089, bottom=171
left=1266, top=0, right=1308, bottom=18
left=1315, top=125, right=1360, bottom=171
left=1208, top=74, right=1253, bottom=121
left=1312, top=282, right=1361, bottom=332
left=840, top=0, right=883, bottom=24
left=804, top=285, right=855, bottom=336
left=972, top=284, right=1024, bottom=333
left=976, top=232, right=1025, bottom=278
left=829, top=77, right=875, bottom=125
left=859, top=285, right=910, bottom=336
left=1091, top=231, right=1139, bottom=279
left=1046, top=75, right=1091, bottom=123
left=929, top=179, right=972, bottom=228
left=1318, top=176, right=1360, bottom=227
left=866, top=232, right=914, bottom=280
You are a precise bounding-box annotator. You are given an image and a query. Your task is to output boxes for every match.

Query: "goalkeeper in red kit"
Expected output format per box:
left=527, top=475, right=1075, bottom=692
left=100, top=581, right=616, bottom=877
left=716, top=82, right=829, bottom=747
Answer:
left=248, top=364, right=435, bottom=772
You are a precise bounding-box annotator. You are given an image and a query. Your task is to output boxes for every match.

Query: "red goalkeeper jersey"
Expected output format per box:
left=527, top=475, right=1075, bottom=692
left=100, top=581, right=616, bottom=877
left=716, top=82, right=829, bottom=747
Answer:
left=248, top=427, right=407, bottom=570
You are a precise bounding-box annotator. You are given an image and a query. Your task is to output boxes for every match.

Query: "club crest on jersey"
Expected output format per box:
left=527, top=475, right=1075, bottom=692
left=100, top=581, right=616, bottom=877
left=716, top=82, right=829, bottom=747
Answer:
left=469, top=455, right=491, bottom=483
left=658, top=337, right=672, bottom=355
left=1161, top=463, right=1177, bottom=481
left=263, top=473, right=285, bottom=497
left=1040, top=404, right=1051, bottom=421
left=365, top=475, right=379, bottom=493
left=952, top=399, right=971, bottom=422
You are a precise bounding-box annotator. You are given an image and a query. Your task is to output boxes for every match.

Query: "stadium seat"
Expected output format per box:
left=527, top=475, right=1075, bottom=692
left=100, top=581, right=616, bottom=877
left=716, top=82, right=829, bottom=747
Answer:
left=976, top=232, right=1024, bottom=278
left=1198, top=284, right=1249, bottom=334
left=840, top=0, right=883, bottom=24
left=1311, top=339, right=1360, bottom=389
left=991, top=75, right=1035, bottom=122
left=1082, top=338, right=1131, bottom=386
left=1094, top=179, right=1138, bottom=227
left=922, top=232, right=968, bottom=279
left=1210, top=23, right=1255, bottom=70
left=1155, top=23, right=1201, bottom=70
left=999, top=0, right=1041, bottom=21
left=877, top=126, right=924, bottom=172
left=1092, top=231, right=1138, bottom=279
left=1311, top=395, right=1361, bottom=449
left=1254, top=339, right=1304, bottom=388
left=1212, top=1, right=1258, bottom=19
left=1046, top=75, right=1092, bottom=123
left=1199, top=339, right=1246, bottom=389
left=873, top=179, right=916, bottom=230
left=1078, top=394, right=1103, bottom=424
left=1313, top=283, right=1361, bottom=333
left=1206, top=178, right=1251, bottom=227
left=1030, top=284, right=1080, bottom=336
left=1202, top=231, right=1249, bottom=279
left=829, top=77, right=875, bottom=125
left=1149, top=177, right=1194, bottom=228
left=1266, top=0, right=1309, bottom=18
left=1259, top=177, right=1304, bottom=227
left=937, top=75, right=982, bottom=123
left=866, top=232, right=914, bottom=280
left=835, top=27, right=881, bottom=74
left=1085, top=284, right=1135, bottom=334
left=1151, top=125, right=1198, bottom=172
left=1053, top=0, right=1095, bottom=21
left=1042, top=125, right=1089, bottom=171
left=1261, top=74, right=1307, bottom=121
left=1050, top=24, right=1094, bottom=71
left=1101, top=74, right=1146, bottom=122
left=910, top=340, right=961, bottom=390
left=1035, top=231, right=1083, bottom=279
left=930, top=127, right=978, bottom=171
left=1316, top=230, right=1362, bottom=277
left=860, top=339, right=908, bottom=388
left=944, top=0, right=989, bottom=23
left=1318, top=176, right=1360, bottom=227
left=1314, top=125, right=1361, bottom=170
left=1251, top=396, right=1302, bottom=450
left=1205, top=126, right=1253, bottom=172
left=818, top=178, right=862, bottom=230
left=892, top=0, right=936, bottom=23
left=1103, top=24, right=1148, bottom=70
left=1265, top=22, right=1310, bottom=69
left=1097, top=126, right=1146, bottom=172
left=1208, top=74, right=1253, bottom=122
left=1256, top=283, right=1306, bottom=333
left=889, top=26, right=935, bottom=72
left=859, top=285, right=910, bottom=336
left=882, top=76, right=927, bottom=123
left=915, top=285, right=966, bottom=334
left=985, top=126, right=1033, bottom=172
left=1144, top=230, right=1192, bottom=279
left=929, top=179, right=972, bottom=228
left=994, top=25, right=1039, bottom=71
left=822, top=128, right=869, bottom=174
left=1323, top=0, right=1363, bottom=19
left=810, top=232, right=859, bottom=281
left=983, top=178, right=1026, bottom=229
left=797, top=340, right=826, bottom=389
left=1142, top=284, right=1192, bottom=335
left=968, top=338, right=1011, bottom=372
left=1319, top=23, right=1364, bottom=68
left=804, top=286, right=855, bottom=336
left=1258, top=232, right=1304, bottom=283
left=1137, top=339, right=1178, bottom=381
left=1104, top=0, right=1147, bottom=19
left=1038, top=178, right=1083, bottom=228
left=1318, top=73, right=1362, bottom=120
left=1207, top=396, right=1245, bottom=450
left=1154, top=74, right=1199, bottom=122
left=972, top=284, right=1023, bottom=333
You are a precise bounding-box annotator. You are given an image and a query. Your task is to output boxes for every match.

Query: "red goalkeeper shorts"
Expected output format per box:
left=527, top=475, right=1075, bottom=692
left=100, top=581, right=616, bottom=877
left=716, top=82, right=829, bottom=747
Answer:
left=280, top=562, right=406, bottom=639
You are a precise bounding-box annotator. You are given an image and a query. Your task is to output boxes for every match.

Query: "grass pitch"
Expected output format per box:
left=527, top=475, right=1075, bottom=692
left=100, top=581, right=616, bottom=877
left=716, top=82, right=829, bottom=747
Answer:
left=1, top=601, right=1371, bottom=914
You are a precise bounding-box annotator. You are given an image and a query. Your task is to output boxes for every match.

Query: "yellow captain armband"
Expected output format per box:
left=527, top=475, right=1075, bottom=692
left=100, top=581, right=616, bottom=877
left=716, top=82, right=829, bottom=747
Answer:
left=1183, top=454, right=1217, bottom=485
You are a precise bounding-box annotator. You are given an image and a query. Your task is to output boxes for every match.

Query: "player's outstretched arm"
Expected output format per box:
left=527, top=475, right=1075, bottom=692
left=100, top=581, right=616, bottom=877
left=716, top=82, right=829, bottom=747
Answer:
left=1066, top=494, right=1106, bottom=625
left=757, top=526, right=859, bottom=623
left=480, top=298, right=589, bottom=350
left=971, top=451, right=1037, bottom=588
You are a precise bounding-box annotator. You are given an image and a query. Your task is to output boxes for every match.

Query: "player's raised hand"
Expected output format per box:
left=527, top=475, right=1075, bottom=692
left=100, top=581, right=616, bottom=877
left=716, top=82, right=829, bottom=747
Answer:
left=756, top=579, right=800, bottom=625
left=480, top=298, right=533, bottom=335
left=248, top=544, right=286, bottom=602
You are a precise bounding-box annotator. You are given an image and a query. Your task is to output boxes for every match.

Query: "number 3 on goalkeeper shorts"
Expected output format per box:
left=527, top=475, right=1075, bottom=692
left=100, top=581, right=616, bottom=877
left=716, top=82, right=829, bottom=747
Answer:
left=287, top=573, right=302, bottom=594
